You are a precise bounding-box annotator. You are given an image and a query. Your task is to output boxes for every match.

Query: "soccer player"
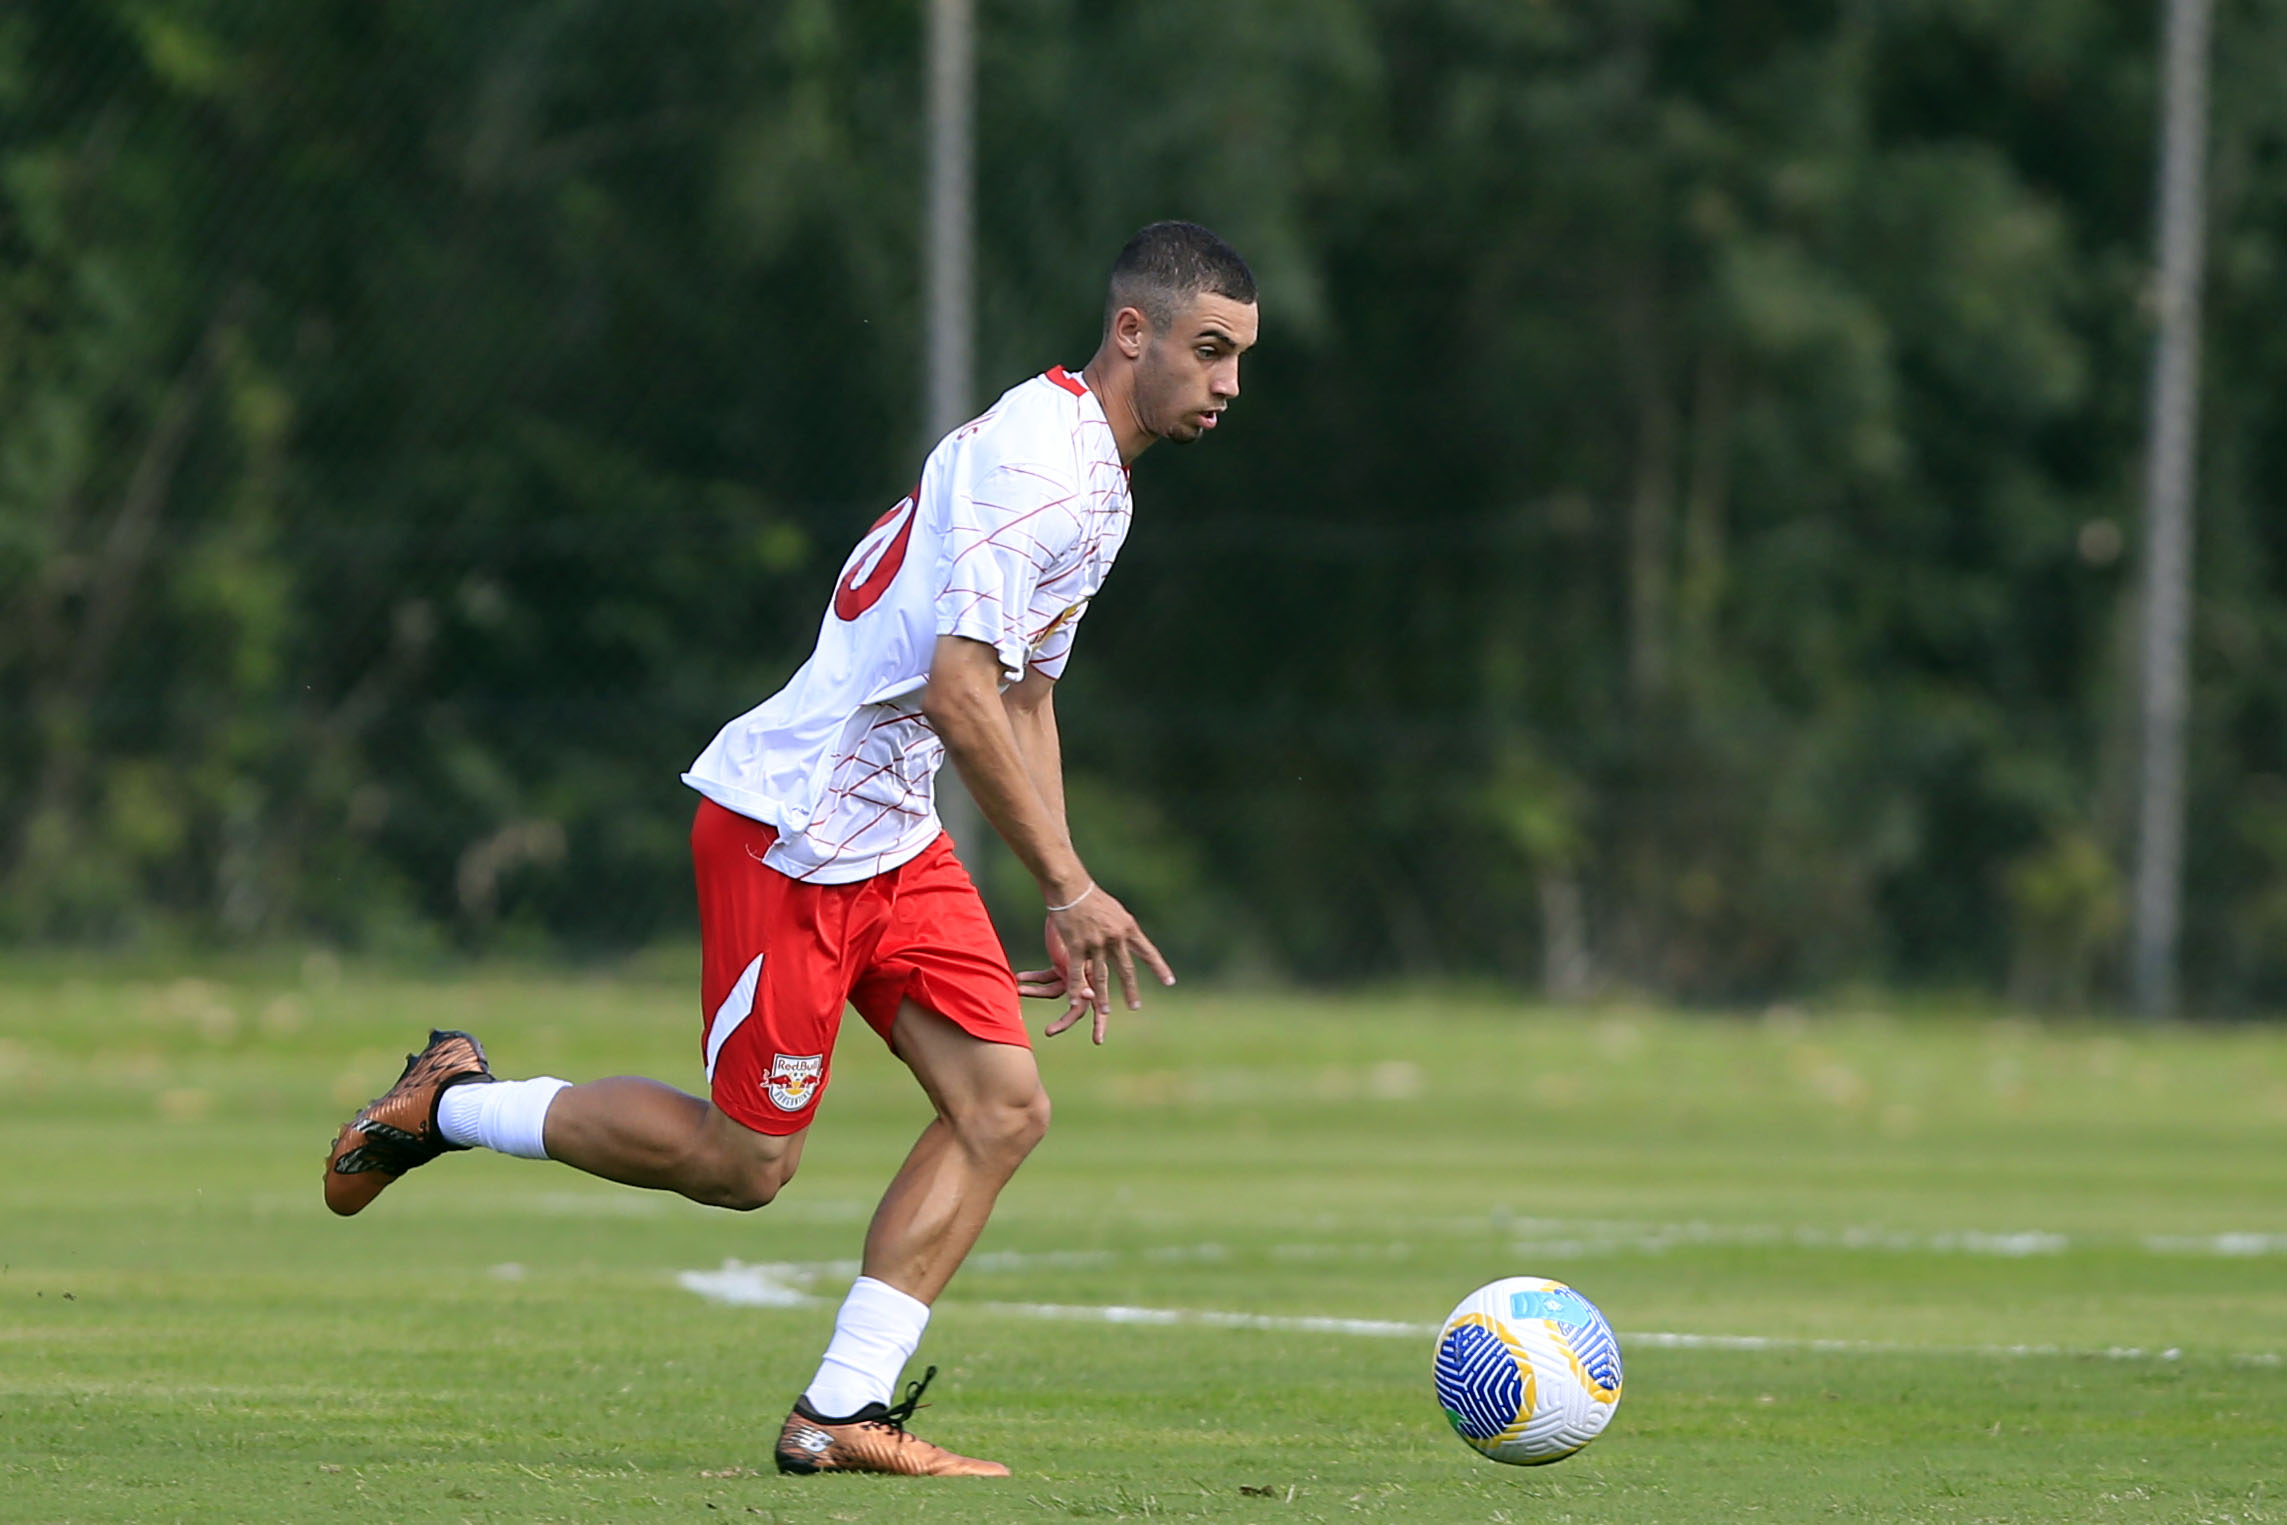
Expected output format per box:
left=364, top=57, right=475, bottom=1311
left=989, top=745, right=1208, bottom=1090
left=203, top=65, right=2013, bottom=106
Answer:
left=322, top=222, right=1259, bottom=1477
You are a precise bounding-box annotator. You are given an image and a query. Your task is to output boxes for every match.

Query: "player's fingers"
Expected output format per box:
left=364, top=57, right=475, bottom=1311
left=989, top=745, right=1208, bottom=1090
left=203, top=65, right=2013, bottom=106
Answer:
left=1016, top=968, right=1067, bottom=998
left=1088, top=954, right=1111, bottom=1026
left=1114, top=943, right=1141, bottom=1011
left=1056, top=961, right=1097, bottom=1033
left=1134, top=929, right=1176, bottom=987
left=1092, top=1000, right=1108, bottom=1045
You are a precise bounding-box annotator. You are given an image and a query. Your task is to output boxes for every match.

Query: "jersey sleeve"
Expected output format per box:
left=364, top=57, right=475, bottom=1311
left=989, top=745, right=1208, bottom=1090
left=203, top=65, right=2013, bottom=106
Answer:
left=1026, top=599, right=1089, bottom=681
left=934, top=460, right=1082, bottom=682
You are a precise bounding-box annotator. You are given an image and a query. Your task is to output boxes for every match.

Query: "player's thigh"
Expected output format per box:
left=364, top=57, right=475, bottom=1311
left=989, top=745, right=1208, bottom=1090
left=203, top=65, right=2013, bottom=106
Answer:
left=692, top=798, right=856, bottom=1135
left=849, top=831, right=1030, bottom=1055
left=889, top=999, right=1047, bottom=1139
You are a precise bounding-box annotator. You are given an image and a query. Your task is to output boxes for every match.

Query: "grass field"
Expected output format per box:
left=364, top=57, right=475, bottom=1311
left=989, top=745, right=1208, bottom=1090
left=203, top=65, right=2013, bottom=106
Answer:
left=2, top=958, right=2283, bottom=1523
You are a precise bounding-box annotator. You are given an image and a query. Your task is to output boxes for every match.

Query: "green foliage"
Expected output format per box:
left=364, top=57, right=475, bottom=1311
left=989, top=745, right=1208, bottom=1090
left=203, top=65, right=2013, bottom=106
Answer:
left=4, top=0, right=2287, bottom=1005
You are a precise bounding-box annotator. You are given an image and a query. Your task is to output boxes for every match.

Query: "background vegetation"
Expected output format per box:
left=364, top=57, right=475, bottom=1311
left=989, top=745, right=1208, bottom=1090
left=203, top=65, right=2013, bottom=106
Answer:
left=6, top=0, right=2287, bottom=1007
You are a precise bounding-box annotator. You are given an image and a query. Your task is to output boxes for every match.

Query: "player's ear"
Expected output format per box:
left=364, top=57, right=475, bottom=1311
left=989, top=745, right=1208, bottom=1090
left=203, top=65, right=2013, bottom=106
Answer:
left=1113, top=305, right=1149, bottom=360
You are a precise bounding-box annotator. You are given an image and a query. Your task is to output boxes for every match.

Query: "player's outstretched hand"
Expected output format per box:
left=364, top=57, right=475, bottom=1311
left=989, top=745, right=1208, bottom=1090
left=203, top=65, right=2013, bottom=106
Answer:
left=1016, top=891, right=1174, bottom=1044
left=1015, top=915, right=1074, bottom=1000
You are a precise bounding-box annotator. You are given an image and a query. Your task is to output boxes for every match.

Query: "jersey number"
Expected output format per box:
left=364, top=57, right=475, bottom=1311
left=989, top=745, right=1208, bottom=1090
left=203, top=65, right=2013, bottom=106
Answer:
left=833, top=490, right=918, bottom=620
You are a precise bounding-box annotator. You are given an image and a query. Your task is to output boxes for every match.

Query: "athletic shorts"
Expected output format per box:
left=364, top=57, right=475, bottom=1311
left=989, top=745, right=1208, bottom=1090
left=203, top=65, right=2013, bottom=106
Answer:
left=691, top=797, right=1028, bottom=1135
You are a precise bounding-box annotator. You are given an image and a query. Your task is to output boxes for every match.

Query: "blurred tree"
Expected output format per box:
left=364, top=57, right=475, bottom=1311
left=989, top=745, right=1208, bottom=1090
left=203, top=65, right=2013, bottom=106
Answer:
left=3, top=0, right=2285, bottom=1009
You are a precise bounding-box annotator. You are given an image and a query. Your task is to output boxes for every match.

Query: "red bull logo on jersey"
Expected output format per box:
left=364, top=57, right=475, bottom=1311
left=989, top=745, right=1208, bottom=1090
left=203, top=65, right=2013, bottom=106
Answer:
left=765, top=1052, right=824, bottom=1112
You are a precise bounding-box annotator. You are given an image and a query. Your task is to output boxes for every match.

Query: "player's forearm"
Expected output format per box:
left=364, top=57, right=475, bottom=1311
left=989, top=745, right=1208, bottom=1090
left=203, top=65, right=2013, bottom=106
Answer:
left=923, top=658, right=1088, bottom=902
left=1005, top=692, right=1068, bottom=836
left=937, top=703, right=1089, bottom=901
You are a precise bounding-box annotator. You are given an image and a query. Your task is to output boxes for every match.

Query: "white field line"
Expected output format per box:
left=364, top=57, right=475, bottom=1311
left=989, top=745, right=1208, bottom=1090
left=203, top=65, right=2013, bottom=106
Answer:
left=2141, top=1232, right=2287, bottom=1256
left=1045, top=1222, right=2287, bottom=1263
left=1508, top=1225, right=2068, bottom=1259
left=671, top=1220, right=2287, bottom=1310
left=480, top=1191, right=2287, bottom=1254
left=976, top=1301, right=1436, bottom=1339
left=354, top=1187, right=2285, bottom=1254
left=1484, top=1219, right=2287, bottom=1261
left=676, top=1261, right=823, bottom=1308
left=975, top=1301, right=2283, bottom=1367
left=671, top=1259, right=2283, bottom=1368
left=672, top=1245, right=1231, bottom=1308
left=1620, top=1330, right=2284, bottom=1367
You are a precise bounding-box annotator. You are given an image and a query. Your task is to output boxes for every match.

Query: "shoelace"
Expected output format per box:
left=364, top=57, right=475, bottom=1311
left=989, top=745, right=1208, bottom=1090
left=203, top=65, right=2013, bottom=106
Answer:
left=877, top=1365, right=939, bottom=1433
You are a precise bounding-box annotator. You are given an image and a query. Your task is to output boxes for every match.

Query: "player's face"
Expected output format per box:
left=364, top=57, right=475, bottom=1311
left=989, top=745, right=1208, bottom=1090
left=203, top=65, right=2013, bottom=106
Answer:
left=1134, top=293, right=1259, bottom=445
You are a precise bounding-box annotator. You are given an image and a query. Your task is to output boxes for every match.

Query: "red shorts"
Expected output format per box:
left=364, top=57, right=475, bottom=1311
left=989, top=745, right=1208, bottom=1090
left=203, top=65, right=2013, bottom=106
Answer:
left=691, top=797, right=1027, bottom=1135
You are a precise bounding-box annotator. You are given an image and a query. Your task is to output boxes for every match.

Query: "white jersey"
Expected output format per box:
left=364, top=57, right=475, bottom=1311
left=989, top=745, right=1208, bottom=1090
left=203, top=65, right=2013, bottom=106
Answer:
left=682, top=366, right=1130, bottom=882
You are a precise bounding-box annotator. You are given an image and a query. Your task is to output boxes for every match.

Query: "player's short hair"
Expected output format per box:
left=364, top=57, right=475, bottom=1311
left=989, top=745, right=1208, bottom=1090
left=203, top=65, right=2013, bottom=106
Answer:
left=1104, top=221, right=1257, bottom=335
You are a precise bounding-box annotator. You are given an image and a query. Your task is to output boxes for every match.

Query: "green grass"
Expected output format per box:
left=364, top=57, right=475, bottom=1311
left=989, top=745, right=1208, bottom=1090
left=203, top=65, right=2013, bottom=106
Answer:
left=2, top=959, right=2283, bottom=1523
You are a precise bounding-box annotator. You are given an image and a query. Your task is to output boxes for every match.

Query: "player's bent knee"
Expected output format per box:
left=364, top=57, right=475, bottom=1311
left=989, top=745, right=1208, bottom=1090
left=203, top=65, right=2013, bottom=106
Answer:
left=687, top=1107, right=801, bottom=1211
left=952, top=1082, right=1050, bottom=1165
left=1021, top=1086, right=1052, bottom=1150
left=695, top=1151, right=796, bottom=1212
left=706, top=1170, right=784, bottom=1213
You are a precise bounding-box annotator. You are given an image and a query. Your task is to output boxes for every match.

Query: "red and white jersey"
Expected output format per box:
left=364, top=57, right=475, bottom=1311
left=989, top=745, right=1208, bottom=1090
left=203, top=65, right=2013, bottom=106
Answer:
left=682, top=365, right=1130, bottom=883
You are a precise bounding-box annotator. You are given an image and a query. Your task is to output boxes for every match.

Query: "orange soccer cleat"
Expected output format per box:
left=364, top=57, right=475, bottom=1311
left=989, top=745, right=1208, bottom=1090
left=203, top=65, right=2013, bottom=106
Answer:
left=323, top=1029, right=495, bottom=1216
left=772, top=1367, right=1009, bottom=1478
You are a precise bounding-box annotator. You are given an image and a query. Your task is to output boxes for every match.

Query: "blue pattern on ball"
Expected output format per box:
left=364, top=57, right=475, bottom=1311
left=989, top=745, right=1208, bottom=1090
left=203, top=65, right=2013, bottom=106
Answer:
left=1561, top=1307, right=1624, bottom=1393
left=1434, top=1321, right=1526, bottom=1440
left=1510, top=1288, right=1624, bottom=1395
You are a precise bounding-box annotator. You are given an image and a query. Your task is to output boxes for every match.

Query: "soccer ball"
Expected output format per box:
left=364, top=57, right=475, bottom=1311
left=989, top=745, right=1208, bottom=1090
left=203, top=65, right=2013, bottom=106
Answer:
left=1433, top=1276, right=1623, bottom=1465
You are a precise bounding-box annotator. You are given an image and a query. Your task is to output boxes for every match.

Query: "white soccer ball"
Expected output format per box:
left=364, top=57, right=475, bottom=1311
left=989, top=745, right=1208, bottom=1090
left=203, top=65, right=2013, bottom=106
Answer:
left=1433, top=1276, right=1624, bottom=1465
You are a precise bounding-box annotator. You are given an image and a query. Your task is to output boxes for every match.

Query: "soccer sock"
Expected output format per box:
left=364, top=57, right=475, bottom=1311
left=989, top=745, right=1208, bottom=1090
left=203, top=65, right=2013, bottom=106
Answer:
left=435, top=1076, right=570, bottom=1160
left=802, top=1276, right=931, bottom=1419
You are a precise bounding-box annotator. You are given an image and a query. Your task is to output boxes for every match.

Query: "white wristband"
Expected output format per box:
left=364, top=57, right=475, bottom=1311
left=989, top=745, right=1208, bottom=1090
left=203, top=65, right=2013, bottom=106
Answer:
left=1046, top=882, right=1097, bottom=914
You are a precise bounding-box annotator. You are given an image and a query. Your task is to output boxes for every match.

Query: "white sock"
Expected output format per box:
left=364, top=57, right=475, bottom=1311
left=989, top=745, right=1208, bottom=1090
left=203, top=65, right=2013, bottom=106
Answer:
left=435, top=1076, right=570, bottom=1160
left=803, top=1276, right=931, bottom=1418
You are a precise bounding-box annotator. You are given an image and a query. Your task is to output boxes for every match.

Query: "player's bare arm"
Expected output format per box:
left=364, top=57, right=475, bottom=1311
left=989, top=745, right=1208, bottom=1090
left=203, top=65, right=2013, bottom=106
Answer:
left=922, top=634, right=1172, bottom=1040
left=995, top=661, right=1076, bottom=1005
left=1000, top=660, right=1069, bottom=830
left=994, top=659, right=1160, bottom=1024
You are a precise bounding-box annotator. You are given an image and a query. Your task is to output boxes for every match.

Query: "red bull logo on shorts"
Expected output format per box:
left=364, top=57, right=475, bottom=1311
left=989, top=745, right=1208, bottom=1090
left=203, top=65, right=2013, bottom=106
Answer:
left=765, top=1053, right=823, bottom=1112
